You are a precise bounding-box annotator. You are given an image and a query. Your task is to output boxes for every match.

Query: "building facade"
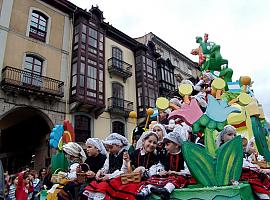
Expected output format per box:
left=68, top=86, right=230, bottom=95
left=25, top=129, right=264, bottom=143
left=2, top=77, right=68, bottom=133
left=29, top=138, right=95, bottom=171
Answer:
left=0, top=1, right=200, bottom=172
left=69, top=7, right=138, bottom=143
left=135, top=32, right=200, bottom=97
left=0, top=0, right=75, bottom=171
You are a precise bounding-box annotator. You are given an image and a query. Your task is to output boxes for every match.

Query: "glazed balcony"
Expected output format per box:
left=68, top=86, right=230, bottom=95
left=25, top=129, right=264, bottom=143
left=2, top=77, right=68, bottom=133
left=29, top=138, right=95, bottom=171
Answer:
left=107, top=97, right=133, bottom=117
left=108, top=57, right=132, bottom=82
left=1, top=66, right=64, bottom=98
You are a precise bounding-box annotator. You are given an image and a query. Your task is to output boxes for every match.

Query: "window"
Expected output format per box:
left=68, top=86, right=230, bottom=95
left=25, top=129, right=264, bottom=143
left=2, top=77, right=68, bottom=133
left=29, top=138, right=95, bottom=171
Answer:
left=71, top=22, right=105, bottom=105
left=157, top=59, right=175, bottom=96
left=112, top=82, right=124, bottom=108
left=112, top=121, right=125, bottom=136
left=23, top=55, right=43, bottom=87
left=74, top=115, right=91, bottom=143
left=29, top=11, right=48, bottom=42
left=112, top=47, right=123, bottom=69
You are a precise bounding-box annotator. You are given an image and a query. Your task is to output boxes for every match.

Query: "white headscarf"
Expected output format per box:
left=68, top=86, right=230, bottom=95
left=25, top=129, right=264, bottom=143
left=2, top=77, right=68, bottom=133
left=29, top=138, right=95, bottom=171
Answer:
left=63, top=142, right=87, bottom=162
left=163, top=131, right=183, bottom=145
left=136, top=131, right=158, bottom=150
left=216, top=125, right=236, bottom=147
left=103, top=133, right=129, bottom=147
left=86, top=138, right=107, bottom=155
left=173, top=124, right=189, bottom=143
left=152, top=123, right=167, bottom=139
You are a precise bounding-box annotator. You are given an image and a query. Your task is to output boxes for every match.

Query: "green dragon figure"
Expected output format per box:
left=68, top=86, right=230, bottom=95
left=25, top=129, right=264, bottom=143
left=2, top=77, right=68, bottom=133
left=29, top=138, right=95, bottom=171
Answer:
left=191, top=34, right=233, bottom=88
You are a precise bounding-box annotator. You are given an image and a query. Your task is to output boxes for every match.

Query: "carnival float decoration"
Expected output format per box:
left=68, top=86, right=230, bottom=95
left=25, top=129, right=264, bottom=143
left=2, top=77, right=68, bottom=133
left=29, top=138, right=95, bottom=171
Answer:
left=146, top=34, right=269, bottom=199
left=49, top=120, right=75, bottom=173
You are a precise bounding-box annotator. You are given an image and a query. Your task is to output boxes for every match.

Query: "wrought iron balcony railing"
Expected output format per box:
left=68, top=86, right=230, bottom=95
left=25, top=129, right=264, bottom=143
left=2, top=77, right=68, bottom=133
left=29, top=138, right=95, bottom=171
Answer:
left=1, top=66, right=64, bottom=98
left=107, top=57, right=132, bottom=82
left=107, top=97, right=133, bottom=116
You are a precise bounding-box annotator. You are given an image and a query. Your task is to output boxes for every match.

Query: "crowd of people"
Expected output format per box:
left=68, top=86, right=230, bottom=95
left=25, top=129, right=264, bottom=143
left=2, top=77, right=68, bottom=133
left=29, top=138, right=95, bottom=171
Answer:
left=2, top=120, right=270, bottom=200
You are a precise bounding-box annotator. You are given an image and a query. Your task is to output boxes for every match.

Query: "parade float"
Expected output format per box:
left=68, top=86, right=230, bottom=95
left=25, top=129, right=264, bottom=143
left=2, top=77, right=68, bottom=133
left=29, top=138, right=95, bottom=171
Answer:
left=146, top=34, right=269, bottom=200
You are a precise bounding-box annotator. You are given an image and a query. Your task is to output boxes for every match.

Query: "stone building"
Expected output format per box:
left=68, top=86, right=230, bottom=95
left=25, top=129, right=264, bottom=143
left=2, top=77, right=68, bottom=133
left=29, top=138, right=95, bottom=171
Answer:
left=0, top=1, right=200, bottom=172
left=0, top=0, right=76, bottom=171
left=135, top=32, right=200, bottom=97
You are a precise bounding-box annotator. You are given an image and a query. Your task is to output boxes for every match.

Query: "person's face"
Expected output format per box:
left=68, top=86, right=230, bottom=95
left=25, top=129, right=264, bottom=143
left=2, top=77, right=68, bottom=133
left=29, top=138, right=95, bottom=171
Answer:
left=242, top=138, right=248, bottom=152
left=64, top=152, right=76, bottom=161
left=29, top=174, right=34, bottom=181
left=165, top=141, right=180, bottom=153
left=41, top=169, right=47, bottom=177
left=106, top=144, right=121, bottom=154
left=86, top=144, right=99, bottom=157
left=223, top=131, right=236, bottom=143
left=14, top=177, right=18, bottom=185
left=153, top=126, right=164, bottom=141
left=24, top=176, right=30, bottom=185
left=143, top=135, right=158, bottom=153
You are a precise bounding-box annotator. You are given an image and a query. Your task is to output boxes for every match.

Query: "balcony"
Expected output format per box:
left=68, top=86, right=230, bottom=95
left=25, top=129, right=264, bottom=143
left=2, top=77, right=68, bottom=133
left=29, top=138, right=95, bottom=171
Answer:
left=1, top=66, right=64, bottom=98
left=107, top=97, right=133, bottom=117
left=108, top=57, right=132, bottom=82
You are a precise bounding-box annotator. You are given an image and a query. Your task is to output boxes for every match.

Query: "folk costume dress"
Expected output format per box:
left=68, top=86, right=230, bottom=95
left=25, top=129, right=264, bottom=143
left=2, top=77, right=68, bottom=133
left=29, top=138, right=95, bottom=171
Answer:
left=139, top=132, right=196, bottom=198
left=83, top=133, right=132, bottom=200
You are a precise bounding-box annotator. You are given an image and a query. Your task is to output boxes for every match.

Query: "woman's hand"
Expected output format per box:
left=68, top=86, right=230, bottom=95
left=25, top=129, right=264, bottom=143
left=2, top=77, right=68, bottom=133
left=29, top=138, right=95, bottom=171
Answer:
left=123, top=152, right=130, bottom=162
left=101, top=175, right=110, bottom=181
left=86, top=170, right=95, bottom=178
left=159, top=171, right=168, bottom=176
left=95, top=170, right=103, bottom=181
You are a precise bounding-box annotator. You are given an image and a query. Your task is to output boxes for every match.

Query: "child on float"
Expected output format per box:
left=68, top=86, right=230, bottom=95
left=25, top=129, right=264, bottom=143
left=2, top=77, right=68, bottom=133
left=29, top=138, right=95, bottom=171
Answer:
left=83, top=133, right=129, bottom=200
left=123, top=131, right=159, bottom=174
left=136, top=131, right=191, bottom=200
left=62, top=142, right=87, bottom=180
left=152, top=123, right=167, bottom=162
left=84, top=138, right=107, bottom=180
left=55, top=142, right=86, bottom=200
left=95, top=133, right=129, bottom=181
left=216, top=125, right=237, bottom=147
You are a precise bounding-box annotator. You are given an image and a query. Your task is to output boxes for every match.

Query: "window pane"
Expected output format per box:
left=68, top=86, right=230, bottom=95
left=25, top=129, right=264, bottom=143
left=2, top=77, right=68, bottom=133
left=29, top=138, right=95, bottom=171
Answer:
left=75, top=24, right=79, bottom=34
left=31, top=22, right=38, bottom=28
left=26, top=56, right=33, bottom=63
left=72, top=75, right=77, bottom=87
left=40, top=15, right=46, bottom=22
left=88, top=38, right=97, bottom=48
left=32, top=12, right=39, bottom=18
left=99, top=70, right=103, bottom=81
left=82, top=24, right=87, bottom=33
left=79, top=75, right=84, bottom=87
left=40, top=20, right=46, bottom=26
left=82, top=34, right=86, bottom=43
left=99, top=81, right=103, bottom=92
left=99, top=43, right=103, bottom=51
left=72, top=63, right=77, bottom=75
left=34, top=65, right=41, bottom=73
left=99, top=33, right=103, bottom=42
left=80, top=63, right=85, bottom=74
left=74, top=34, right=79, bottom=43
left=89, top=28, right=97, bottom=39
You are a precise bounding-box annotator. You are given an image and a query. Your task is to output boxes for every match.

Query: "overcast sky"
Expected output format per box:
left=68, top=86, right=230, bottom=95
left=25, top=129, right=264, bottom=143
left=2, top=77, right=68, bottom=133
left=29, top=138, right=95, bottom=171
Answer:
left=69, top=0, right=270, bottom=121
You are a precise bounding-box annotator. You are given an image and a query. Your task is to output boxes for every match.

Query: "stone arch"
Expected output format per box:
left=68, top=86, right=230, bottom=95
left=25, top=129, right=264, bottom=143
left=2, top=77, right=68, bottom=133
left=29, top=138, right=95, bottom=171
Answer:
left=0, top=106, right=54, bottom=172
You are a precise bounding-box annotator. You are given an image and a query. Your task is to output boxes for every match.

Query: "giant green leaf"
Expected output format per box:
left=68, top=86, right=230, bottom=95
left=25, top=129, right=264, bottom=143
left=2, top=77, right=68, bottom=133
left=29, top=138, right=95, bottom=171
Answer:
left=251, top=116, right=270, bottom=161
left=182, top=141, right=217, bottom=186
left=216, top=136, right=243, bottom=186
